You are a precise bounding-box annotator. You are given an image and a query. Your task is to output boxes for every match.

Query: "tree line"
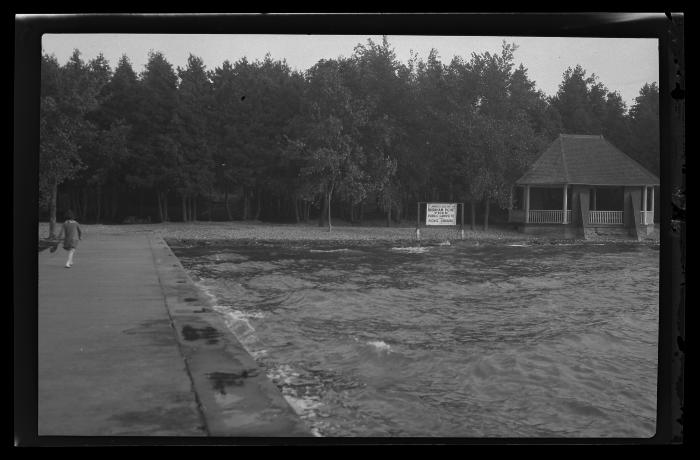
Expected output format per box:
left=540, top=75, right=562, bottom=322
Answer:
left=40, top=37, right=659, bottom=236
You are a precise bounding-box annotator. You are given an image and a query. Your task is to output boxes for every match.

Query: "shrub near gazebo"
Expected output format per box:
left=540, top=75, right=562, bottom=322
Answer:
left=508, top=134, right=658, bottom=240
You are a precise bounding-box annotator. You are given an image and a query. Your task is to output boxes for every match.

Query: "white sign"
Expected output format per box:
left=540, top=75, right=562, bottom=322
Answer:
left=426, top=203, right=457, bottom=226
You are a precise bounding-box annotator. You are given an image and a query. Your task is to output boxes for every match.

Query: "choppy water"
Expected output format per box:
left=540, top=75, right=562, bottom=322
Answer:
left=171, top=240, right=659, bottom=438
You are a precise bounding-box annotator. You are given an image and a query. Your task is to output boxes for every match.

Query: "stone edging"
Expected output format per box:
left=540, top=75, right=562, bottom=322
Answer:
left=147, top=233, right=311, bottom=437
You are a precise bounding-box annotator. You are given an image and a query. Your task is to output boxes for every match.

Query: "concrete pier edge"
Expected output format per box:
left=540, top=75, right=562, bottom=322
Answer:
left=147, top=232, right=311, bottom=437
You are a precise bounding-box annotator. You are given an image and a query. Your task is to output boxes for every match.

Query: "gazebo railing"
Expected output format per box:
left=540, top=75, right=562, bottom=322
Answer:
left=588, top=210, right=624, bottom=225
left=520, top=210, right=648, bottom=225
left=528, top=210, right=571, bottom=224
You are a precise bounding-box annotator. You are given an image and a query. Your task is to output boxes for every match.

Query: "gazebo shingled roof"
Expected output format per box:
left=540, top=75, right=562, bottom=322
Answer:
left=515, top=134, right=659, bottom=186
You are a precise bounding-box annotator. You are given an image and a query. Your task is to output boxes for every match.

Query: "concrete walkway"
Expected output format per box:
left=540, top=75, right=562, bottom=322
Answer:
left=38, top=231, right=309, bottom=437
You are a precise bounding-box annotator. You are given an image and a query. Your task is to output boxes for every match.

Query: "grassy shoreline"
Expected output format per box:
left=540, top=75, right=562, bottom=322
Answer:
left=38, top=221, right=659, bottom=247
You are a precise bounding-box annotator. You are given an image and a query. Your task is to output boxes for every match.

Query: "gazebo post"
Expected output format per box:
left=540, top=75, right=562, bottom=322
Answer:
left=562, top=184, right=568, bottom=224
left=524, top=185, right=530, bottom=223
left=650, top=187, right=655, bottom=223
left=642, top=185, right=648, bottom=224
left=592, top=188, right=597, bottom=211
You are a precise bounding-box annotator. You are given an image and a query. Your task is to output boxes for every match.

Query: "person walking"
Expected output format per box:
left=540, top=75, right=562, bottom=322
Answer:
left=55, top=210, right=82, bottom=268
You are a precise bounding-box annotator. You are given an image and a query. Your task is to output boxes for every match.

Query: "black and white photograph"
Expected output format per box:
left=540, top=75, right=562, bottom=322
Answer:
left=15, top=12, right=684, bottom=445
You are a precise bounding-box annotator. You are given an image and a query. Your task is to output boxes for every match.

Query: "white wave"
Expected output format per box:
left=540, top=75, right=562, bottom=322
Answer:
left=268, top=364, right=325, bottom=433
left=250, top=349, right=268, bottom=359
left=267, top=364, right=300, bottom=386
left=507, top=244, right=529, bottom=247
left=438, top=241, right=451, bottom=246
left=391, top=246, right=428, bottom=253
left=283, top=394, right=323, bottom=416
left=310, top=248, right=353, bottom=253
left=203, top=252, right=249, bottom=262
left=212, top=306, right=265, bottom=351
left=195, top=280, right=219, bottom=303
left=367, top=340, right=392, bottom=352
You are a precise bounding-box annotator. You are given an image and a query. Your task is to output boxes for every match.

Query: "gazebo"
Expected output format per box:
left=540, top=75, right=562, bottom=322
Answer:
left=508, top=134, right=659, bottom=239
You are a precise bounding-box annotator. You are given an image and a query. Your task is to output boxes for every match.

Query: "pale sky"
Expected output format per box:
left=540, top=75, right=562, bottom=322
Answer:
left=42, top=34, right=658, bottom=109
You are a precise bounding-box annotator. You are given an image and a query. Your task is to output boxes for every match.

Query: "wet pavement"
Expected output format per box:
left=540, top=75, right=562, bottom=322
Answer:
left=38, top=232, right=309, bottom=437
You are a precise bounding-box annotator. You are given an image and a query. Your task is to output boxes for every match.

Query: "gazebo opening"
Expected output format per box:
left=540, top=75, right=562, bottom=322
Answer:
left=530, top=187, right=572, bottom=210
left=589, top=187, right=624, bottom=211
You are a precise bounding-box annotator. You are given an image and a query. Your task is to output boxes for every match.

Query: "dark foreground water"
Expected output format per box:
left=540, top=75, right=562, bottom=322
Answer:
left=171, top=240, right=659, bottom=438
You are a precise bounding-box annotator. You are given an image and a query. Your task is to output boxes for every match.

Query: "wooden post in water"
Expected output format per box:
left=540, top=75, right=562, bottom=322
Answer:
left=415, top=202, right=421, bottom=243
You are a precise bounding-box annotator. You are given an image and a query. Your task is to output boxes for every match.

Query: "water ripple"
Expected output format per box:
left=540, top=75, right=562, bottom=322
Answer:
left=174, top=241, right=659, bottom=438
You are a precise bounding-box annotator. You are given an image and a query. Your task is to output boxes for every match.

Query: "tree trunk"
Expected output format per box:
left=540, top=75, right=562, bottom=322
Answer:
left=207, top=193, right=213, bottom=222
left=78, top=190, right=84, bottom=220
left=67, top=191, right=73, bottom=220
left=163, top=193, right=169, bottom=222
left=293, top=196, right=300, bottom=223
left=305, top=201, right=310, bottom=222
left=483, top=197, right=490, bottom=231
left=242, top=188, right=249, bottom=220
left=318, top=194, right=327, bottom=227
left=49, top=177, right=58, bottom=238
left=69, top=191, right=76, bottom=221
left=96, top=184, right=102, bottom=224
left=79, top=190, right=85, bottom=220
left=470, top=199, right=476, bottom=231
left=254, top=191, right=262, bottom=220
left=224, top=186, right=232, bottom=221
left=386, top=202, right=391, bottom=227
left=188, top=196, right=192, bottom=222
left=404, top=195, right=409, bottom=222
left=82, top=188, right=89, bottom=222
left=110, top=185, right=118, bottom=221
left=359, top=201, right=364, bottom=224
left=138, top=189, right=143, bottom=219
left=244, top=189, right=249, bottom=220
left=327, top=192, right=332, bottom=232
left=182, top=194, right=188, bottom=222
left=156, top=190, right=163, bottom=223
left=193, top=196, right=198, bottom=222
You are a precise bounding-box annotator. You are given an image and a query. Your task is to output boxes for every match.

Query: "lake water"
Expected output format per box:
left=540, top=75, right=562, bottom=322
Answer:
left=170, top=240, right=659, bottom=438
